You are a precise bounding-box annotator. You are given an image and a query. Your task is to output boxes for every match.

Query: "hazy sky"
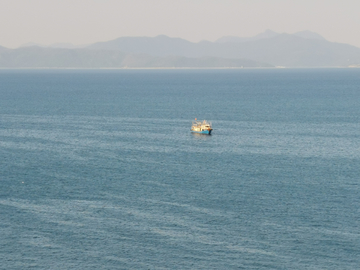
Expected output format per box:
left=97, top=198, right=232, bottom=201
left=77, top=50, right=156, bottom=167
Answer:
left=1, top=0, right=360, bottom=48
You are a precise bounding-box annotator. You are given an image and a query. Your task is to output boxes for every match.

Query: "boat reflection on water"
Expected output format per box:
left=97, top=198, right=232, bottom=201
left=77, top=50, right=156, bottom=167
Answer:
left=190, top=132, right=214, bottom=141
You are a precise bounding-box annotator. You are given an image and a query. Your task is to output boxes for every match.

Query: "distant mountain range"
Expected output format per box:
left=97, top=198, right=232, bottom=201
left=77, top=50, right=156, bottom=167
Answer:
left=0, top=46, right=272, bottom=68
left=1, top=30, right=360, bottom=68
left=0, top=47, right=270, bottom=68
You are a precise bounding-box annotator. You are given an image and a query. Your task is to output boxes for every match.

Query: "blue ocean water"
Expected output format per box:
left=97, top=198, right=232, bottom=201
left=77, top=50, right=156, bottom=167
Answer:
left=0, top=69, right=359, bottom=269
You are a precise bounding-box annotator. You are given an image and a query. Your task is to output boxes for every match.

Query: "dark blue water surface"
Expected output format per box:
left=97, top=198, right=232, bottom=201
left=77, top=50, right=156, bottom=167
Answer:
left=1, top=69, right=360, bottom=269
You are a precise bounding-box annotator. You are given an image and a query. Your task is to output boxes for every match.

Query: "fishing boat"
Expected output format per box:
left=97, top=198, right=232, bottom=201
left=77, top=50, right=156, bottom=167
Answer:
left=191, top=119, right=213, bottom=135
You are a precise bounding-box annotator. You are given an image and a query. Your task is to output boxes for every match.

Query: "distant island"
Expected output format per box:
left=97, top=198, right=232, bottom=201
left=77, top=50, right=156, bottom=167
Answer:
left=1, top=30, right=360, bottom=68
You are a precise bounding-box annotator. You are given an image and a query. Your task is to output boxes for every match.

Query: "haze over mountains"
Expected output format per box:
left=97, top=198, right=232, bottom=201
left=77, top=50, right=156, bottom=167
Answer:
left=215, top=29, right=326, bottom=43
left=1, top=30, right=360, bottom=68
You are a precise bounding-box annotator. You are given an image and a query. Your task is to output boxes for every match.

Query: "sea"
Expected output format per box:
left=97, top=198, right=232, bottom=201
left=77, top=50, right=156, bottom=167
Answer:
left=0, top=68, right=359, bottom=269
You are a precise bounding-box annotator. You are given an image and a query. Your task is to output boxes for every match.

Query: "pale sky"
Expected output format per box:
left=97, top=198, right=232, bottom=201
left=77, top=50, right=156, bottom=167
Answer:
left=1, top=0, right=360, bottom=48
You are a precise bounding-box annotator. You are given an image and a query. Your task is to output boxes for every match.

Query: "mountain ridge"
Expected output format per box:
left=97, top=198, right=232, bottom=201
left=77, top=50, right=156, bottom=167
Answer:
left=1, top=30, right=360, bottom=68
left=0, top=46, right=271, bottom=68
left=85, top=32, right=360, bottom=67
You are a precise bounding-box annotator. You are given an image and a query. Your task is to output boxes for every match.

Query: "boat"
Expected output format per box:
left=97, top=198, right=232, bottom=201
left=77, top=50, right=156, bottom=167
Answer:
left=191, top=119, right=213, bottom=135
